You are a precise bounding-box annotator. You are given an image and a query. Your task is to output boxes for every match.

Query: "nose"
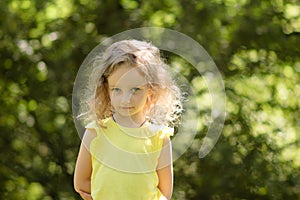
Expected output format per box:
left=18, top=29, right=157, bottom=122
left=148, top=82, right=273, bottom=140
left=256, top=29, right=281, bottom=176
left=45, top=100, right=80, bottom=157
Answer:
left=121, top=92, right=132, bottom=103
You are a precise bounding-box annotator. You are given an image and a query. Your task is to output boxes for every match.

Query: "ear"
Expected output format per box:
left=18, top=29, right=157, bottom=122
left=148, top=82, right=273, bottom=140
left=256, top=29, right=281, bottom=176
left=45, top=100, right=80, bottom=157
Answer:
left=146, top=85, right=154, bottom=100
left=147, top=87, right=158, bottom=105
left=147, top=86, right=153, bottom=96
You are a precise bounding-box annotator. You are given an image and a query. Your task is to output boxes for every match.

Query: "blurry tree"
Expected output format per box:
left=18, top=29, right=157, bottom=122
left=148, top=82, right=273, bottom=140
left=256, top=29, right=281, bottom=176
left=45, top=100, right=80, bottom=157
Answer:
left=0, top=0, right=299, bottom=199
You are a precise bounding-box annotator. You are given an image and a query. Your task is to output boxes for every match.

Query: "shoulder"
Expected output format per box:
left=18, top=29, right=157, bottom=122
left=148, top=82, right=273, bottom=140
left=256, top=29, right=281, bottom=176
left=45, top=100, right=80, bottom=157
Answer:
left=83, top=119, right=107, bottom=141
left=148, top=124, right=174, bottom=142
left=148, top=124, right=174, bottom=134
left=85, top=118, right=110, bottom=131
left=82, top=128, right=97, bottom=148
left=159, top=126, right=174, bottom=139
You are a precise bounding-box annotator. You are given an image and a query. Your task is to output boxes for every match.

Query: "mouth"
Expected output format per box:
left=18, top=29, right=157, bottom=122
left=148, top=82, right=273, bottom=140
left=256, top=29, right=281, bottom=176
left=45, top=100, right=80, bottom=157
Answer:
left=119, top=106, right=134, bottom=110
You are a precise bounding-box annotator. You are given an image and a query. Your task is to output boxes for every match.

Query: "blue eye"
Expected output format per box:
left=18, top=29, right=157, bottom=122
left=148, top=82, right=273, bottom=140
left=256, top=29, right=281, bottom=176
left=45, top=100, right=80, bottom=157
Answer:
left=112, top=88, right=121, bottom=92
left=131, top=87, right=140, bottom=92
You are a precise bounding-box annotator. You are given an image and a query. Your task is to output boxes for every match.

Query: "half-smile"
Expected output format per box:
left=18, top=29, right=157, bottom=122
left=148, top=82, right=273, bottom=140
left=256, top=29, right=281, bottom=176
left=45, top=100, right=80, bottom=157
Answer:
left=120, top=106, right=134, bottom=109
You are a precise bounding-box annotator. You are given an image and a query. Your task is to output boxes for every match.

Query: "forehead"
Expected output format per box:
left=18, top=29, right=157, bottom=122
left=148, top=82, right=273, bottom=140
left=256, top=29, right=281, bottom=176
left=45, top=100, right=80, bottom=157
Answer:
left=107, top=64, right=147, bottom=86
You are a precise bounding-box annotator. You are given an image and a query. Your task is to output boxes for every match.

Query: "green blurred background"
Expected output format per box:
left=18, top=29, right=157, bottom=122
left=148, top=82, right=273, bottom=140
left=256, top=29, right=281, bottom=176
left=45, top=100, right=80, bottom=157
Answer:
left=1, top=0, right=300, bottom=199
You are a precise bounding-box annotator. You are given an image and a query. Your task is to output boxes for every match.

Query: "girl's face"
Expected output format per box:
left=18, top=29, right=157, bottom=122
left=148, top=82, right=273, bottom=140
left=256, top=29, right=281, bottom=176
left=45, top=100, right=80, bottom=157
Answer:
left=107, top=63, right=151, bottom=122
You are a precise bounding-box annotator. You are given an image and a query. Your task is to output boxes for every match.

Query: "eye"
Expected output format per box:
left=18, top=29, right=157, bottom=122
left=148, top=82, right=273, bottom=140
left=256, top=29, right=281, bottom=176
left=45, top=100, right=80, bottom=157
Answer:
left=111, top=88, right=121, bottom=92
left=131, top=87, right=140, bottom=93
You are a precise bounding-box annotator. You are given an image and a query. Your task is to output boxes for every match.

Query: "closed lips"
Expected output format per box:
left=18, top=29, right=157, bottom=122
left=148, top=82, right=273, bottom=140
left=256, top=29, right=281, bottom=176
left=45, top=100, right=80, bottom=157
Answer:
left=120, top=106, right=134, bottom=109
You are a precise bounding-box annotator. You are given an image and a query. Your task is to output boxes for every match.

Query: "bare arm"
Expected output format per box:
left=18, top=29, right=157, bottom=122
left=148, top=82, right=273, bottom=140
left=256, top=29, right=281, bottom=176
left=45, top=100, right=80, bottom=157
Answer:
left=74, top=129, right=96, bottom=200
left=157, top=137, right=173, bottom=200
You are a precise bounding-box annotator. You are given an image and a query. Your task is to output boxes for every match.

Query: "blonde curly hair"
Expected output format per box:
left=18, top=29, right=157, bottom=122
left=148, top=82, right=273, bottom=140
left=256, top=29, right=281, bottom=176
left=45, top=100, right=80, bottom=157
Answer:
left=82, top=39, right=183, bottom=127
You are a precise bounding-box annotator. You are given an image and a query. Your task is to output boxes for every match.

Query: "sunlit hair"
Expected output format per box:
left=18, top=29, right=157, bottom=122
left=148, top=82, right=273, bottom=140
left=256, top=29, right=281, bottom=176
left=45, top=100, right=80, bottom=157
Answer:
left=82, top=39, right=183, bottom=127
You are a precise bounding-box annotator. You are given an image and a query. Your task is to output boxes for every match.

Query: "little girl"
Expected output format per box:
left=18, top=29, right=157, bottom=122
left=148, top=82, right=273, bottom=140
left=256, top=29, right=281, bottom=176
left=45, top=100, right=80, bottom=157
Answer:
left=74, top=39, right=183, bottom=200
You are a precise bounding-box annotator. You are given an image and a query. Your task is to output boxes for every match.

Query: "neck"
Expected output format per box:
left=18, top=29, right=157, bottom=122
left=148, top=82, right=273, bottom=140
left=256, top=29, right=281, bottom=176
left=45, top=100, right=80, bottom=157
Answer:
left=112, top=114, right=146, bottom=128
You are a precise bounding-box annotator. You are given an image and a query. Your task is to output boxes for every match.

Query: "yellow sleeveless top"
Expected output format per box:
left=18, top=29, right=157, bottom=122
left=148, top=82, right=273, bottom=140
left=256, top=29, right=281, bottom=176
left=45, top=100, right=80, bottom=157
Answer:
left=86, top=118, right=173, bottom=200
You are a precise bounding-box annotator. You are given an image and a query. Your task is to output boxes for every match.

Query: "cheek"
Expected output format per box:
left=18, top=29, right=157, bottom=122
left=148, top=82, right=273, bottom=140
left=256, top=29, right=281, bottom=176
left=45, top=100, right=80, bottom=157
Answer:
left=110, top=94, right=120, bottom=104
left=132, top=93, right=147, bottom=103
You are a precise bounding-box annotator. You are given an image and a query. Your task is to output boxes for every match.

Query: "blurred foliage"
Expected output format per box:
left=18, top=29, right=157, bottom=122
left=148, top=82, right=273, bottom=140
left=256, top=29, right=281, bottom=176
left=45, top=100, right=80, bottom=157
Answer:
left=1, top=0, right=300, bottom=199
